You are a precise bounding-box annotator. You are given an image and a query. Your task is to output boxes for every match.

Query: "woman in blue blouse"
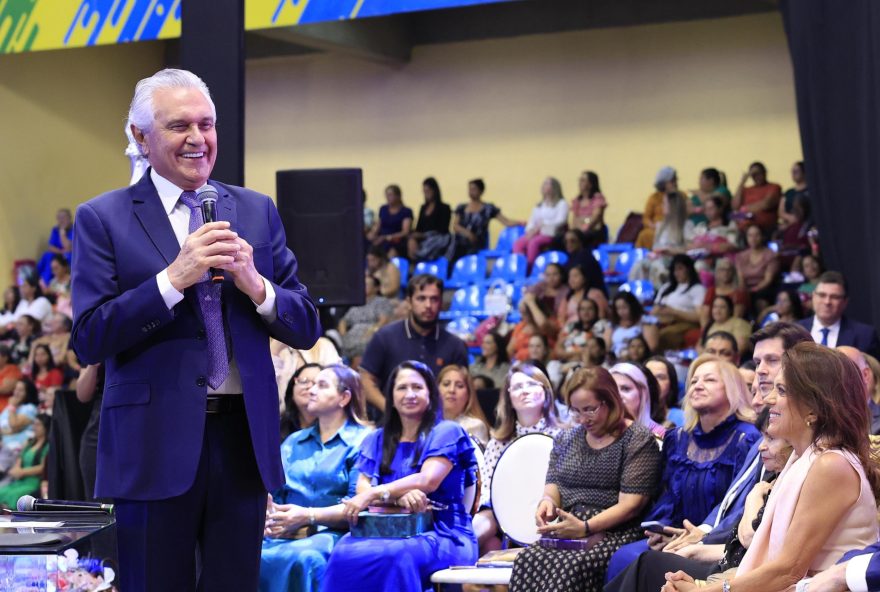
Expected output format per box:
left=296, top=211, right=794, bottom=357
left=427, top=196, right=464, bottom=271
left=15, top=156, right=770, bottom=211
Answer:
left=605, top=355, right=759, bottom=582
left=259, top=364, right=371, bottom=592
left=321, top=361, right=478, bottom=591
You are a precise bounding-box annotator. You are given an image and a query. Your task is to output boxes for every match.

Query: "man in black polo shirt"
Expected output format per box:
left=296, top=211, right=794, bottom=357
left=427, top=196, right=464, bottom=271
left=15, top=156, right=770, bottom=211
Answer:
left=359, top=274, right=468, bottom=414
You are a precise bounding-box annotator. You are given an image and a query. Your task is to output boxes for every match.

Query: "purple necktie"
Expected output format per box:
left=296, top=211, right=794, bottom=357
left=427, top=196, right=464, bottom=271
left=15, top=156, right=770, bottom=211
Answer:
left=180, top=191, right=230, bottom=389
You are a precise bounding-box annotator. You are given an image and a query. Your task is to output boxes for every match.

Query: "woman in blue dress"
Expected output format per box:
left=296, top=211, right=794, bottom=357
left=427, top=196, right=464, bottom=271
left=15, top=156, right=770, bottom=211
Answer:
left=36, top=208, right=74, bottom=285
left=321, top=360, right=478, bottom=592
left=604, top=355, right=759, bottom=582
left=260, top=364, right=371, bottom=592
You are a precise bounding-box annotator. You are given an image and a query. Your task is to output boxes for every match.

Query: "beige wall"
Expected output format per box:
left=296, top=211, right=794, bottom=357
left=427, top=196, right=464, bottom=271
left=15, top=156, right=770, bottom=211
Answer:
left=245, top=12, right=802, bottom=244
left=0, top=41, right=164, bottom=283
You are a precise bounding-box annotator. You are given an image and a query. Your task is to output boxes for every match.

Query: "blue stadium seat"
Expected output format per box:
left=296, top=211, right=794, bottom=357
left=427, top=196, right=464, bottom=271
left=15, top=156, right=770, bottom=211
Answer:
left=446, top=254, right=487, bottom=289
left=489, top=253, right=528, bottom=283
left=414, top=257, right=449, bottom=281
left=593, top=249, right=610, bottom=273
left=619, top=279, right=655, bottom=304
left=445, top=315, right=479, bottom=343
left=439, top=285, right=485, bottom=320
left=529, top=250, right=569, bottom=282
left=390, top=257, right=409, bottom=297
left=481, top=225, right=525, bottom=259
left=614, top=248, right=649, bottom=278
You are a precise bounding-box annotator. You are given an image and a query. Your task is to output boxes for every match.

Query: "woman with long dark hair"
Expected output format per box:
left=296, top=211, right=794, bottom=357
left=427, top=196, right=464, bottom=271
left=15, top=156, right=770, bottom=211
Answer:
left=646, top=254, right=706, bottom=351
left=322, top=361, right=478, bottom=591
left=280, top=363, right=321, bottom=441
left=0, top=413, right=49, bottom=509
left=470, top=331, right=511, bottom=388
left=408, top=177, right=452, bottom=261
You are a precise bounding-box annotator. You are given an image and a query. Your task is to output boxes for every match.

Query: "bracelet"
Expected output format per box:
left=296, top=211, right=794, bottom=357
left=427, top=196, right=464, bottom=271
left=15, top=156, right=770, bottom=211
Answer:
left=722, top=579, right=730, bottom=592
left=308, top=507, right=316, bottom=526
left=583, top=519, right=592, bottom=536
left=379, top=486, right=391, bottom=503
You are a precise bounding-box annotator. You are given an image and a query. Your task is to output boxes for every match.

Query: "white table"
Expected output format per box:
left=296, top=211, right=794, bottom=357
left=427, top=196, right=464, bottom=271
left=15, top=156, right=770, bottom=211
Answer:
left=430, top=567, right=512, bottom=589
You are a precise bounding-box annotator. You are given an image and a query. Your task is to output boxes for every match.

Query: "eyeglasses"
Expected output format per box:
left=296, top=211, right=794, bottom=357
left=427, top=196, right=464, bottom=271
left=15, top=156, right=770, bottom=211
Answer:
left=294, top=378, right=315, bottom=387
left=568, top=401, right=604, bottom=418
left=510, top=380, right=544, bottom=394
left=813, top=291, right=845, bottom=302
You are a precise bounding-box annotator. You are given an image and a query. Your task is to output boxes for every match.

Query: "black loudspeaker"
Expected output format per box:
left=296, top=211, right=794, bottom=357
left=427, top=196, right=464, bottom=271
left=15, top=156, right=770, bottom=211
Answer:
left=276, top=168, right=365, bottom=307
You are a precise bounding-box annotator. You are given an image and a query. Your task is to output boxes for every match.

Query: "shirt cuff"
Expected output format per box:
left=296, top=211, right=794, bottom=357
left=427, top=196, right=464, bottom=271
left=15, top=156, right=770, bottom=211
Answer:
left=254, top=277, right=277, bottom=321
left=846, top=553, right=872, bottom=592
left=156, top=269, right=185, bottom=310
left=698, top=524, right=713, bottom=534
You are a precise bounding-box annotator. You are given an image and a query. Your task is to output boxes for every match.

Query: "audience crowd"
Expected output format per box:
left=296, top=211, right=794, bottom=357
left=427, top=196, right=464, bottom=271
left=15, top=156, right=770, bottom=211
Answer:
left=14, top=161, right=880, bottom=592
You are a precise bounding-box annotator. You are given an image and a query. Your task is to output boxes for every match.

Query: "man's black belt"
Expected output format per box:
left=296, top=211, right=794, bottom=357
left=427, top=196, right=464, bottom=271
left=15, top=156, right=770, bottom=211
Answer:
left=206, top=395, right=245, bottom=414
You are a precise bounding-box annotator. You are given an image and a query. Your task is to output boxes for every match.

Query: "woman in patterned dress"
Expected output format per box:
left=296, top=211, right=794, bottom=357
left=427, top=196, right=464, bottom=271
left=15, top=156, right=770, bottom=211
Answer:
left=508, top=367, right=663, bottom=592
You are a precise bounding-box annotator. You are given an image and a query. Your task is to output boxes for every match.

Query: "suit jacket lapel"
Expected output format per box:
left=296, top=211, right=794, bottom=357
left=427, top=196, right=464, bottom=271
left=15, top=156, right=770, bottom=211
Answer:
left=838, top=317, right=853, bottom=346
left=131, top=172, right=180, bottom=265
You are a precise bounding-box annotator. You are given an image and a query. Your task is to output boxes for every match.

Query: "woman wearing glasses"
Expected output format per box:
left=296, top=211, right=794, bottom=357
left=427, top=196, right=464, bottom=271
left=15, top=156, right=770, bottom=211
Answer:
left=321, top=361, right=478, bottom=591
left=508, top=367, right=663, bottom=592
left=473, top=363, right=564, bottom=555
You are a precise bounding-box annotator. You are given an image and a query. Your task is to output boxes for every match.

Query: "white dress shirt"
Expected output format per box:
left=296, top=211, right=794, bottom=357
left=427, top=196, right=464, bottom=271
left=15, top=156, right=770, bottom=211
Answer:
left=525, top=199, right=569, bottom=237
left=810, top=316, right=841, bottom=348
left=151, top=169, right=277, bottom=394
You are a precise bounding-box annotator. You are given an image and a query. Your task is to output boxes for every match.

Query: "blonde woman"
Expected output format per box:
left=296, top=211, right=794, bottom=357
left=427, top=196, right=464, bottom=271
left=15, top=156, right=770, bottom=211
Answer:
left=610, top=363, right=666, bottom=440
left=513, top=177, right=569, bottom=266
left=437, top=365, right=490, bottom=446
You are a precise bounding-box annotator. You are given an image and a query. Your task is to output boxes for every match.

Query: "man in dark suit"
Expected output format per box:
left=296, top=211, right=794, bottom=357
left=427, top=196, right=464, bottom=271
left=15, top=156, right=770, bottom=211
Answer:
left=71, top=69, right=320, bottom=591
left=798, top=541, right=880, bottom=590
left=798, top=270, right=880, bottom=358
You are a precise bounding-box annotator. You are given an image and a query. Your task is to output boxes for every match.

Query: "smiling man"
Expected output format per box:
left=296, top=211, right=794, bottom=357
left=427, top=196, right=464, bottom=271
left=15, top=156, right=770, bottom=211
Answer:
left=70, top=69, right=320, bottom=592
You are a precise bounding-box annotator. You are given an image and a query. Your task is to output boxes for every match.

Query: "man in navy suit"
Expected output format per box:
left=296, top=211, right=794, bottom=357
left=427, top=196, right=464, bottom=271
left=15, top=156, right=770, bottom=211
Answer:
left=797, top=542, right=880, bottom=590
left=71, top=69, right=320, bottom=591
left=798, top=271, right=880, bottom=358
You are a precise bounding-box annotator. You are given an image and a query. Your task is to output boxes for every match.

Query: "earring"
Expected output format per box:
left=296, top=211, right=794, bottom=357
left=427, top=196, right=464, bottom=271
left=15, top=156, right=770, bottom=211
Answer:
left=806, top=419, right=813, bottom=427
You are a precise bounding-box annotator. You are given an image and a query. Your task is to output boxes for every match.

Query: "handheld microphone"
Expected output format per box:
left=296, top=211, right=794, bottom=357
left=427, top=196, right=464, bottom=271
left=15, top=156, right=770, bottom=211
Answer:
left=196, top=185, right=224, bottom=284
left=17, top=495, right=114, bottom=514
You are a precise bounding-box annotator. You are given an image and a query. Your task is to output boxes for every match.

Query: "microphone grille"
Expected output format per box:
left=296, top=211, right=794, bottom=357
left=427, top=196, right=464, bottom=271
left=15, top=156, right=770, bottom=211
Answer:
left=197, top=185, right=219, bottom=204
left=16, top=495, right=35, bottom=511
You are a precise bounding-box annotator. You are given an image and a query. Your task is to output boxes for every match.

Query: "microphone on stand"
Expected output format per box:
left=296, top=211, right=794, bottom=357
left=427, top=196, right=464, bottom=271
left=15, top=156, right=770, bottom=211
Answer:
left=17, top=495, right=114, bottom=514
left=196, top=185, right=224, bottom=284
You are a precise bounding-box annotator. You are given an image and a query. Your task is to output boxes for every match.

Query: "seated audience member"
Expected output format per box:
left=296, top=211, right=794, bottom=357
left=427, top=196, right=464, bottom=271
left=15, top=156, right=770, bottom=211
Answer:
left=569, top=170, right=609, bottom=248
left=29, top=344, right=63, bottom=412
left=272, top=338, right=341, bottom=416
left=645, top=255, right=706, bottom=352
left=688, top=168, right=731, bottom=225
left=757, top=287, right=805, bottom=327
left=685, top=195, right=739, bottom=274
left=605, top=292, right=650, bottom=361
left=732, top=161, right=782, bottom=234
left=365, top=246, right=401, bottom=299
left=645, top=356, right=684, bottom=427
left=642, top=191, right=690, bottom=285
left=774, top=189, right=812, bottom=269
left=260, top=365, right=370, bottom=592
left=508, top=367, right=663, bottom=592
left=0, top=287, right=20, bottom=329
left=626, top=335, right=653, bottom=365
left=797, top=253, right=823, bottom=308
left=618, top=324, right=812, bottom=582
left=837, top=346, right=880, bottom=435
left=559, top=264, right=608, bottom=326
left=474, top=363, right=563, bottom=554
left=14, top=276, right=52, bottom=324
left=0, top=379, right=39, bottom=474
left=322, top=362, right=478, bottom=591
left=44, top=254, right=72, bottom=302
left=10, top=315, right=40, bottom=368
left=0, top=413, right=49, bottom=509
left=702, top=331, right=741, bottom=366
left=611, top=363, right=666, bottom=440
left=451, top=178, right=522, bottom=260
left=636, top=166, right=682, bottom=249
left=561, top=229, right=608, bottom=298
left=798, top=271, right=880, bottom=358
left=527, top=334, right=563, bottom=389
left=28, top=312, right=72, bottom=369
left=337, top=275, right=395, bottom=366
left=555, top=298, right=603, bottom=362
left=606, top=408, right=793, bottom=591
left=437, top=365, right=490, bottom=446
left=469, top=331, right=511, bottom=389
left=76, top=363, right=103, bottom=502
left=606, top=357, right=758, bottom=580
left=735, top=223, right=780, bottom=313
left=508, top=294, right=560, bottom=362
left=738, top=360, right=757, bottom=394
left=0, top=346, right=22, bottom=407
left=370, top=184, right=413, bottom=258
left=701, top=296, right=752, bottom=354
left=472, top=375, right=494, bottom=392
left=660, top=343, right=880, bottom=592
left=866, top=354, right=880, bottom=407
left=408, top=177, right=452, bottom=261
left=528, top=263, right=570, bottom=317
left=513, top=177, right=569, bottom=266
left=36, top=208, right=73, bottom=285
left=700, top=258, right=748, bottom=327
left=778, top=160, right=809, bottom=230
left=280, top=364, right=321, bottom=441
left=359, top=274, right=468, bottom=415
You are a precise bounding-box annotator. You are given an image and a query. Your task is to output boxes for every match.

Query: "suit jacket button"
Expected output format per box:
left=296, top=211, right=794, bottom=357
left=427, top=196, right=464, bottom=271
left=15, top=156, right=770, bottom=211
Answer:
left=197, top=329, right=206, bottom=340
left=196, top=377, right=207, bottom=387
